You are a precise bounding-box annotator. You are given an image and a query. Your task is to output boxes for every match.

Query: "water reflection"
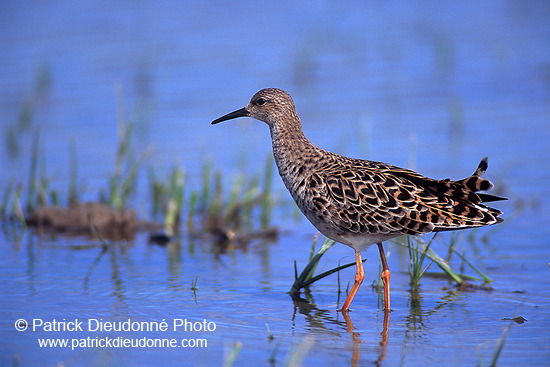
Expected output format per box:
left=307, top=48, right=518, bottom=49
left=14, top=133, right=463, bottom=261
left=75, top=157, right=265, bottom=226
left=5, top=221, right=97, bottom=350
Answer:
left=83, top=244, right=108, bottom=292
left=289, top=284, right=487, bottom=366
left=342, top=311, right=390, bottom=367
left=291, top=297, right=390, bottom=366
left=402, top=285, right=474, bottom=346
left=405, top=287, right=425, bottom=332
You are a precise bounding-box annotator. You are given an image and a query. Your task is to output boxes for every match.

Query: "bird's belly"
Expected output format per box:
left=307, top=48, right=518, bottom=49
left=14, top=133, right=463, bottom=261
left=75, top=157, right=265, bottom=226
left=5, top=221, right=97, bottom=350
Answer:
left=327, top=231, right=397, bottom=252
left=337, top=232, right=398, bottom=252
left=304, top=211, right=397, bottom=252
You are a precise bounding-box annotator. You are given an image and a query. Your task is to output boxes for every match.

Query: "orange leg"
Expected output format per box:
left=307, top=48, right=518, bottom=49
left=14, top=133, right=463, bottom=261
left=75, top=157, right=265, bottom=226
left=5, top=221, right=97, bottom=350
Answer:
left=339, top=251, right=364, bottom=313
left=377, top=243, right=391, bottom=311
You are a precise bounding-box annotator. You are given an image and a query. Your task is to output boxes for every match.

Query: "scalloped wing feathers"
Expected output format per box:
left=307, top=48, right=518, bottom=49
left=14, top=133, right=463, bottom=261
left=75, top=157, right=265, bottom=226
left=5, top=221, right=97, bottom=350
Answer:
left=314, top=157, right=504, bottom=237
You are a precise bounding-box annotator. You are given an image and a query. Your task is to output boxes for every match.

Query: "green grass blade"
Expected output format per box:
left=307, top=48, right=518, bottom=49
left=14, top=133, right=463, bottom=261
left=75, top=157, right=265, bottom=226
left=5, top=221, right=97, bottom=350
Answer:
left=289, top=237, right=335, bottom=296
left=448, top=246, right=494, bottom=283
left=423, top=247, right=463, bottom=284
left=299, top=260, right=359, bottom=288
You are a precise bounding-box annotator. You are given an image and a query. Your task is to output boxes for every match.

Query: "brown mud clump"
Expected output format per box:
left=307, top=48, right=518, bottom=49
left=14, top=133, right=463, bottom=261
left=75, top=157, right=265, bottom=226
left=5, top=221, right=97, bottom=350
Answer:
left=26, top=202, right=150, bottom=241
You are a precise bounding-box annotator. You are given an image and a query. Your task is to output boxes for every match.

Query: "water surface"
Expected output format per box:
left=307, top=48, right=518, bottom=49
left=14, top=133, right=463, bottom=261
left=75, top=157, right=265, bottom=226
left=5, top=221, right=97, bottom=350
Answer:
left=1, top=1, right=549, bottom=366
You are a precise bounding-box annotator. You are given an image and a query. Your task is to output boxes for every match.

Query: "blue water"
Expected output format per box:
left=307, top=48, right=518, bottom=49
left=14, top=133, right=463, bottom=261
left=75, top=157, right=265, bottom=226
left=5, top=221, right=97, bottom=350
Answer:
left=1, top=1, right=549, bottom=366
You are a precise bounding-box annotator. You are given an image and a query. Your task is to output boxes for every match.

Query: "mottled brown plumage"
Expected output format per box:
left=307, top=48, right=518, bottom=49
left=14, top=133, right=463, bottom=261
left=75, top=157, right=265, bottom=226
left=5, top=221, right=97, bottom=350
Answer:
left=212, top=88, right=505, bottom=313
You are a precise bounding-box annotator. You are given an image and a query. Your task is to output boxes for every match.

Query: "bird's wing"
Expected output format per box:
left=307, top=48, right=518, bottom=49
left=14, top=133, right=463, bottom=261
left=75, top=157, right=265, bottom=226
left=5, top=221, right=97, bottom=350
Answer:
left=321, top=158, right=504, bottom=236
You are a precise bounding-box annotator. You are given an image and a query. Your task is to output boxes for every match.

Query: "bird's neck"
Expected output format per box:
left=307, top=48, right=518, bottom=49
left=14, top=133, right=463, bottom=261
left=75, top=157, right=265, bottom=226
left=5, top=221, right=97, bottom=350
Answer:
left=269, top=117, right=314, bottom=160
left=269, top=117, right=324, bottom=191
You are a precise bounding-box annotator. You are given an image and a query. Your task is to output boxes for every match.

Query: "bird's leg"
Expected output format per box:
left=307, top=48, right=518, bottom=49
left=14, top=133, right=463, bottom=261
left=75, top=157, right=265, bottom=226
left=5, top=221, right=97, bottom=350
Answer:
left=339, top=251, right=364, bottom=313
left=377, top=242, right=391, bottom=311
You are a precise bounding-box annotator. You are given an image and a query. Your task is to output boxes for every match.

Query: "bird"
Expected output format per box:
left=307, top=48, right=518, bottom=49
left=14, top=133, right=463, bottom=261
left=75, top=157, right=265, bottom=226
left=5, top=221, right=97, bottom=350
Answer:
left=211, top=88, right=505, bottom=313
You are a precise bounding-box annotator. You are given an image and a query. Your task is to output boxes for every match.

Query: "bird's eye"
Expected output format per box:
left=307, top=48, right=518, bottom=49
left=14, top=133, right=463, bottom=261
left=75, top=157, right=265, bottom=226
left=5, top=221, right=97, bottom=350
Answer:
left=256, top=98, right=267, bottom=106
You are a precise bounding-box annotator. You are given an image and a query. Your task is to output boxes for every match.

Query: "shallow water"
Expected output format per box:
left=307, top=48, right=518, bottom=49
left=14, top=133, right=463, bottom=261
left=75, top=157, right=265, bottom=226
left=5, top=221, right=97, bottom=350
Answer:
left=1, top=1, right=550, bottom=366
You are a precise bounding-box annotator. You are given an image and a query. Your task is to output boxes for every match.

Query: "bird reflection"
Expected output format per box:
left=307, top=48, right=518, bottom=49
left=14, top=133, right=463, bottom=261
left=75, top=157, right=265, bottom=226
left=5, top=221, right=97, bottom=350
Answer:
left=291, top=297, right=389, bottom=366
left=341, top=311, right=389, bottom=367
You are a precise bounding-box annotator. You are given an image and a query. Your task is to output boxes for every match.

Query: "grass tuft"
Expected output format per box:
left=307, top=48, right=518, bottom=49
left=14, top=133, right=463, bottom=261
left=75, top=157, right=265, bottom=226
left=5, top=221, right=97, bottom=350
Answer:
left=289, top=236, right=359, bottom=299
left=189, top=157, right=278, bottom=246
left=148, top=164, right=185, bottom=236
left=407, top=234, right=436, bottom=288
